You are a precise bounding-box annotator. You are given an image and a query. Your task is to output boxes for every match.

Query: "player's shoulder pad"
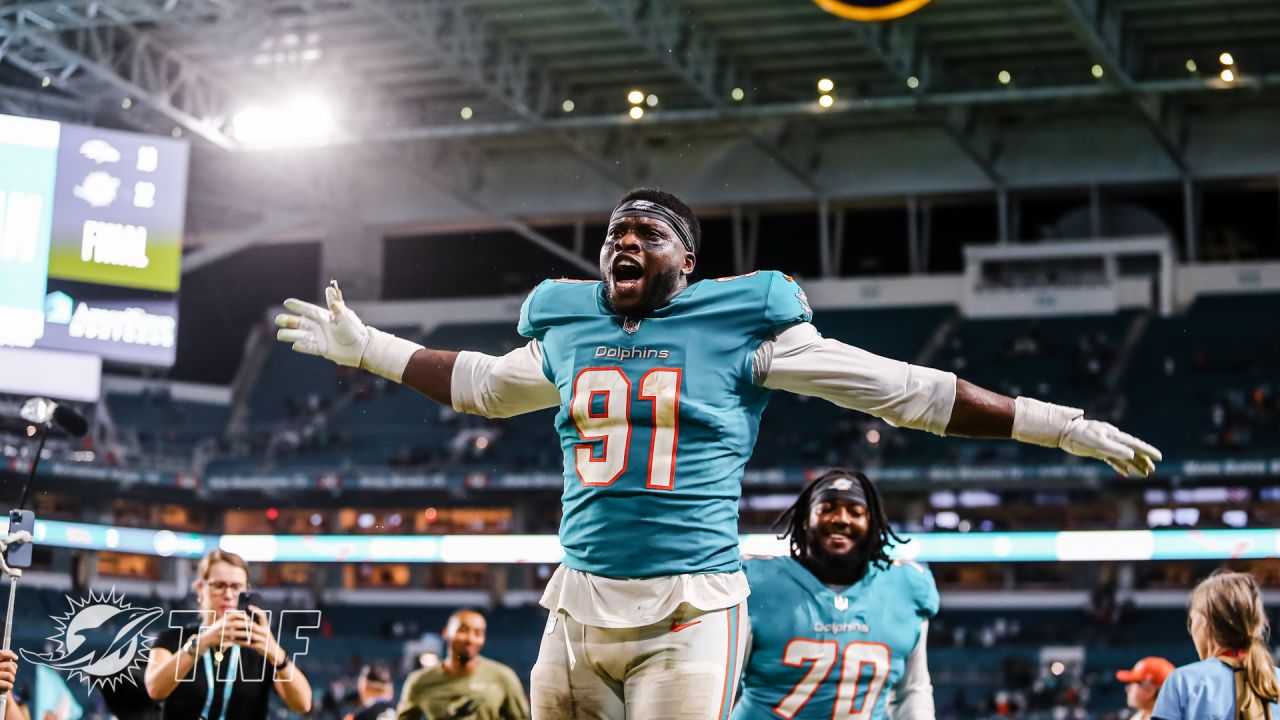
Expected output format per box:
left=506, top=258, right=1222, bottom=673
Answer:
left=707, top=270, right=813, bottom=332
left=741, top=553, right=783, bottom=582
left=518, top=278, right=601, bottom=339
left=891, top=558, right=940, bottom=618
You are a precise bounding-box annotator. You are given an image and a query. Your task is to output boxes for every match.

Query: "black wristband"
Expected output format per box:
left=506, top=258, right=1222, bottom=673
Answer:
left=274, top=655, right=290, bottom=672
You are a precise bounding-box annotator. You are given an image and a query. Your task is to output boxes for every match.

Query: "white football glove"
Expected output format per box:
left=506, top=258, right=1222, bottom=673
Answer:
left=1012, top=396, right=1163, bottom=478
left=275, top=281, right=420, bottom=382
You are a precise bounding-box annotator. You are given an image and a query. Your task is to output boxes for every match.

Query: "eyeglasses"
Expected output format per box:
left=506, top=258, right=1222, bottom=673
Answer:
left=206, top=581, right=247, bottom=595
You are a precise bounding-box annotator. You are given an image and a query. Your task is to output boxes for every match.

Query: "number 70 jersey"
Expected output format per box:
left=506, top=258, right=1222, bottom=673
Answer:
left=734, top=556, right=940, bottom=720
left=518, top=271, right=812, bottom=578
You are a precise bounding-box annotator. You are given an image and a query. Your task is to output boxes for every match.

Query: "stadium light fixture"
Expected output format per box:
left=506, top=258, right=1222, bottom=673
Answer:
left=121, top=98, right=132, bottom=109
left=818, top=93, right=835, bottom=108
left=731, top=87, right=745, bottom=101
left=646, top=94, right=659, bottom=107
left=1219, top=52, right=1234, bottom=66
left=906, top=76, right=920, bottom=89
left=1186, top=59, right=1198, bottom=73
left=1220, top=68, right=1235, bottom=83
left=629, top=106, right=645, bottom=120
left=1091, top=64, right=1104, bottom=79
left=172, top=128, right=182, bottom=138
left=460, top=106, right=473, bottom=120
left=230, top=94, right=336, bottom=148
left=817, top=77, right=835, bottom=93
left=627, top=90, right=645, bottom=105
left=40, top=76, right=51, bottom=88
left=562, top=99, right=575, bottom=112
left=998, top=70, right=1012, bottom=85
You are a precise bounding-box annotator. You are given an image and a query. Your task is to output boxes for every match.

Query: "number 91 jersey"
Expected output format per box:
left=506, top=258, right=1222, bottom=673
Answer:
left=734, top=556, right=939, bottom=720
left=518, top=271, right=812, bottom=578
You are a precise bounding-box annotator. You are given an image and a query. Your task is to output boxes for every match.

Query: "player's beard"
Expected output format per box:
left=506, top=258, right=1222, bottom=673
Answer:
left=606, top=264, right=684, bottom=318
left=806, top=538, right=872, bottom=584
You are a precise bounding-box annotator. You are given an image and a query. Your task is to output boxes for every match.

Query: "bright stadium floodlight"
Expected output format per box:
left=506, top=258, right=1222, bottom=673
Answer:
left=231, top=94, right=336, bottom=148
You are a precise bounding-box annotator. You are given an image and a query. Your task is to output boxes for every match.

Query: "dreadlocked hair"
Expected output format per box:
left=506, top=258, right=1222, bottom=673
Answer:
left=773, top=468, right=905, bottom=571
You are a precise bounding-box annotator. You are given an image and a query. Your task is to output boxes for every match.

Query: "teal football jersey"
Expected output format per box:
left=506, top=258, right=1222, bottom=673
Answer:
left=518, top=271, right=812, bottom=577
left=734, top=556, right=939, bottom=720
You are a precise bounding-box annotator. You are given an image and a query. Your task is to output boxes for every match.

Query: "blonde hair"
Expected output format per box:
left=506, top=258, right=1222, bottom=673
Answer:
left=194, top=549, right=250, bottom=588
left=1190, top=570, right=1280, bottom=706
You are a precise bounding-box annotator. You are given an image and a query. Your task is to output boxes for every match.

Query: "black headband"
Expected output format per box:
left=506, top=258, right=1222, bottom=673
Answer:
left=609, top=199, right=695, bottom=253
left=811, top=474, right=868, bottom=507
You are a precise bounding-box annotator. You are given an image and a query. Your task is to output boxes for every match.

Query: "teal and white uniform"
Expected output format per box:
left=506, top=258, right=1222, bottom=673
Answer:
left=734, top=556, right=939, bottom=720
left=517, top=271, right=811, bottom=579
left=448, top=270, right=957, bottom=720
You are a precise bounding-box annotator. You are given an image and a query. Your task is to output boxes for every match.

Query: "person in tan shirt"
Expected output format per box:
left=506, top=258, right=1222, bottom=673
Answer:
left=398, top=609, right=529, bottom=720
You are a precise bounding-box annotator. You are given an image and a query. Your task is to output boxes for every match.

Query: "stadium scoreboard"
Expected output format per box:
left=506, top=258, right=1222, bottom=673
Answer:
left=0, top=112, right=189, bottom=368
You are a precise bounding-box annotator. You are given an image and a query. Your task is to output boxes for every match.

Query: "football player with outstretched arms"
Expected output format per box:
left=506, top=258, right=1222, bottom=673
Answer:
left=734, top=469, right=937, bottom=720
left=276, top=187, right=1161, bottom=720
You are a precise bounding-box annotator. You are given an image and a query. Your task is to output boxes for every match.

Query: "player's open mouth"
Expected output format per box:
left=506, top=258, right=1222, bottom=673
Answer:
left=612, top=257, right=645, bottom=291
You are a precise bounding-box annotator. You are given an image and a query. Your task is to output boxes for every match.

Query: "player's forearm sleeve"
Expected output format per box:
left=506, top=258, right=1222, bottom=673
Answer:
left=451, top=341, right=561, bottom=419
left=888, top=621, right=935, bottom=720
left=757, top=322, right=956, bottom=436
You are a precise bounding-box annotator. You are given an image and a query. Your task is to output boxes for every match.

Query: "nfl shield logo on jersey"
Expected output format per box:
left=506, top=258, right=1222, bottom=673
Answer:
left=834, top=595, right=849, bottom=611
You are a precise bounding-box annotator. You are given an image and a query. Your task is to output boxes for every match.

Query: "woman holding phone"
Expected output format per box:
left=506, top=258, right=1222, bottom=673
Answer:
left=144, top=549, right=312, bottom=719
left=1153, top=570, right=1280, bottom=720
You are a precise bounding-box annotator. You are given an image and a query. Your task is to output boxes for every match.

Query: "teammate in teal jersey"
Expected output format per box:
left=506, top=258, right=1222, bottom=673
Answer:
left=275, top=187, right=1163, bottom=720
left=735, top=469, right=938, bottom=720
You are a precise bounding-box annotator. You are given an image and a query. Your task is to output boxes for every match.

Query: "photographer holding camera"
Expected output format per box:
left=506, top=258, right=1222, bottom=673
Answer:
left=144, top=550, right=312, bottom=719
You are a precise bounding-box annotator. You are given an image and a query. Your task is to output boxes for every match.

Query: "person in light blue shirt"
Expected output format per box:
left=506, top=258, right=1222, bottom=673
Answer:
left=1153, top=570, right=1280, bottom=720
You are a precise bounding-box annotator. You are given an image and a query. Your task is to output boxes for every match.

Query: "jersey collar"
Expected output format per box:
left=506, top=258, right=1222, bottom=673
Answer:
left=780, top=556, right=882, bottom=607
left=595, top=279, right=702, bottom=318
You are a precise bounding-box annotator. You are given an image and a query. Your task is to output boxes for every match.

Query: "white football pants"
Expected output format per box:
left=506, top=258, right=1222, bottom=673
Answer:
left=530, top=603, right=749, bottom=720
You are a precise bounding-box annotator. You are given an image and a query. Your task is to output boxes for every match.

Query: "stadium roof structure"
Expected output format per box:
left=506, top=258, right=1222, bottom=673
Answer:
left=2, top=0, right=1279, bottom=267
